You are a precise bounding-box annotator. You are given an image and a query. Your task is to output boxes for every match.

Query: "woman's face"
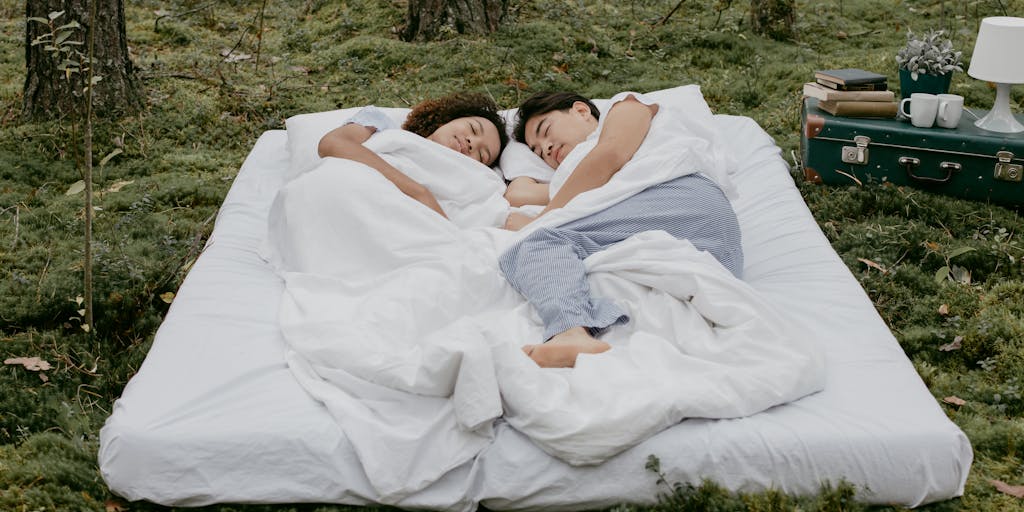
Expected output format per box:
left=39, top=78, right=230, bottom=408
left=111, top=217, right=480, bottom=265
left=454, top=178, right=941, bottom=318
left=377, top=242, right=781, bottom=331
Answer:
left=427, top=116, right=502, bottom=166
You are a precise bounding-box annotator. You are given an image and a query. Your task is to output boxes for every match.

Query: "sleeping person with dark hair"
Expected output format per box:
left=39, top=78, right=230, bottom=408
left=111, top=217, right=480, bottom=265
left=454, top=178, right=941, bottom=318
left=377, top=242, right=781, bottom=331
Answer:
left=318, top=92, right=509, bottom=218
left=500, top=90, right=743, bottom=368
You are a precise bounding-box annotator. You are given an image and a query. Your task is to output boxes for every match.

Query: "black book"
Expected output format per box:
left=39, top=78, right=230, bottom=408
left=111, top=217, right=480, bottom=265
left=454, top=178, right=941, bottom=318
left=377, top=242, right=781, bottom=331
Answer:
left=816, top=78, right=889, bottom=92
left=814, top=68, right=888, bottom=85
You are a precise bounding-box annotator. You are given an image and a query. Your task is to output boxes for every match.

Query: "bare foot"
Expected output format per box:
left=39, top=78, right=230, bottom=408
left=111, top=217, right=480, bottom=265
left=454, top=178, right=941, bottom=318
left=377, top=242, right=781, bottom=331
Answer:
left=522, top=327, right=611, bottom=368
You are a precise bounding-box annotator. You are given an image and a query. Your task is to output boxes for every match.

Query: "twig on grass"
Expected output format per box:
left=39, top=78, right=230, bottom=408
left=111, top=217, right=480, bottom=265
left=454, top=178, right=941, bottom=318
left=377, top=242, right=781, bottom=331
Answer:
left=657, top=0, right=688, bottom=25
left=154, top=3, right=214, bottom=32
left=155, top=210, right=218, bottom=291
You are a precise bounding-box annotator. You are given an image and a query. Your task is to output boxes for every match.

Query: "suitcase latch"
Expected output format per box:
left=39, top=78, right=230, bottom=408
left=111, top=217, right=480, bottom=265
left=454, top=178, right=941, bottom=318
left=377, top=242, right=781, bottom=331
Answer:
left=841, top=136, right=870, bottom=165
left=994, top=151, right=1022, bottom=182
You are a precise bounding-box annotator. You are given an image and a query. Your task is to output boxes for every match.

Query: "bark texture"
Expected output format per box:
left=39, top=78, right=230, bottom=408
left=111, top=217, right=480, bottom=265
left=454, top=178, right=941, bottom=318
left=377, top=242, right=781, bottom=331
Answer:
left=24, top=0, right=143, bottom=120
left=749, top=0, right=795, bottom=41
left=402, top=0, right=508, bottom=42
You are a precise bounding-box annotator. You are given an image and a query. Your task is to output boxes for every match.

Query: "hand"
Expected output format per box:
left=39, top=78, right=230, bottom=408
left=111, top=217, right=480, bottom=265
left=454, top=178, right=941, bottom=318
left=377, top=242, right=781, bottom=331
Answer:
left=503, top=212, right=536, bottom=231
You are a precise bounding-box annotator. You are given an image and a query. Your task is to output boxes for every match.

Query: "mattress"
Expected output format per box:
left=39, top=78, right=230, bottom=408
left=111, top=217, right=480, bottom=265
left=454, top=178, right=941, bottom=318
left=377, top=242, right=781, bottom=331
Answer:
left=98, top=114, right=972, bottom=509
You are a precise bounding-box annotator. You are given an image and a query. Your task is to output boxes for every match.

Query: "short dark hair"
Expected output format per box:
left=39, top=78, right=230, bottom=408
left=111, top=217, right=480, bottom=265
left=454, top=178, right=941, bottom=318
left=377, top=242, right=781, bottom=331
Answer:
left=402, top=92, right=510, bottom=164
left=513, top=92, right=600, bottom=143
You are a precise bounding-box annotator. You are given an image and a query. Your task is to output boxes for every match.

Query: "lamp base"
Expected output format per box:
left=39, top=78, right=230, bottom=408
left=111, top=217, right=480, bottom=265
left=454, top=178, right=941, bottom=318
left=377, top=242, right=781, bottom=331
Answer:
left=975, top=82, right=1024, bottom=133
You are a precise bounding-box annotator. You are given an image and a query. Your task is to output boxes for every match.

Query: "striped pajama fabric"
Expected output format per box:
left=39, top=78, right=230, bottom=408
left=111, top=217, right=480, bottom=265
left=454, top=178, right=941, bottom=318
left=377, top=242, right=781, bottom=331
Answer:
left=499, top=173, right=743, bottom=340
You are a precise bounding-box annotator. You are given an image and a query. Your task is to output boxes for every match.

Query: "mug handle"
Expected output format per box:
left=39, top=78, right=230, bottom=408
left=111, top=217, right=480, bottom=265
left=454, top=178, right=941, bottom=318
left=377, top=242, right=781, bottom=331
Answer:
left=938, top=101, right=947, bottom=121
left=899, top=98, right=912, bottom=118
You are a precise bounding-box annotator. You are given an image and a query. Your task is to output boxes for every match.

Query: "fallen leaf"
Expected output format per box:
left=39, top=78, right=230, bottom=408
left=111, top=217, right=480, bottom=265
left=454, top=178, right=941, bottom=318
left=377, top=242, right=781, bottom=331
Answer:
left=990, top=479, right=1024, bottom=499
left=65, top=180, right=85, bottom=195
left=925, top=241, right=940, bottom=251
left=99, top=148, right=123, bottom=167
left=220, top=49, right=252, bottom=63
left=160, top=292, right=175, bottom=304
left=942, top=396, right=966, bottom=407
left=4, top=356, right=52, bottom=372
left=39, top=373, right=49, bottom=383
left=836, top=30, right=848, bottom=39
left=857, top=257, right=887, bottom=273
left=105, top=499, right=128, bottom=512
left=106, top=179, right=134, bottom=193
left=939, top=335, right=963, bottom=352
left=504, top=77, right=528, bottom=90
left=938, top=304, right=949, bottom=316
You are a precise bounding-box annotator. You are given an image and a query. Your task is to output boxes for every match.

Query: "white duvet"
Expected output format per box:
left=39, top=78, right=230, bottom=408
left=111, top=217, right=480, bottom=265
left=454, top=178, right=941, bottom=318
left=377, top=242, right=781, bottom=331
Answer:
left=261, top=126, right=826, bottom=502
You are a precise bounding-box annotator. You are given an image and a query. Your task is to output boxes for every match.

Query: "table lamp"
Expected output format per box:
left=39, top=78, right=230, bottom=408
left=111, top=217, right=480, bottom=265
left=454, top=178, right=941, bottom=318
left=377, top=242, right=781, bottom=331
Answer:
left=967, top=16, right=1024, bottom=133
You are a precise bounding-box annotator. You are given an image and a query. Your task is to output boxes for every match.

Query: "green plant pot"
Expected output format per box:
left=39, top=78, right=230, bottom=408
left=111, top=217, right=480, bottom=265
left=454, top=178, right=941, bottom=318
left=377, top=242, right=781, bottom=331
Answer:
left=899, top=69, right=952, bottom=99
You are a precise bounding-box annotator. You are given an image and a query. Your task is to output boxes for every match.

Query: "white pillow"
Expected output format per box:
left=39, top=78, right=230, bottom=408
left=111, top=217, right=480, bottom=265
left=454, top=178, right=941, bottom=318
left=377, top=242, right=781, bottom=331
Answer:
left=283, top=106, right=410, bottom=181
left=282, top=85, right=717, bottom=184
left=491, top=85, right=716, bottom=183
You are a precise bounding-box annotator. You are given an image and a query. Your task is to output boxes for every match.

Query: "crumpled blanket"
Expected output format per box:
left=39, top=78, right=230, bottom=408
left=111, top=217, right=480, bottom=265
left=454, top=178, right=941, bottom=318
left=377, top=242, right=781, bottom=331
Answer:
left=261, top=128, right=825, bottom=502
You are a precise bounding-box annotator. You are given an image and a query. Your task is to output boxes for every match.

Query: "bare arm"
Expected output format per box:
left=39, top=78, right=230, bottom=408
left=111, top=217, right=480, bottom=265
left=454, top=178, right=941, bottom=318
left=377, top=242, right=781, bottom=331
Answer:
left=536, top=95, right=658, bottom=218
left=318, top=123, right=447, bottom=218
left=504, top=176, right=550, bottom=207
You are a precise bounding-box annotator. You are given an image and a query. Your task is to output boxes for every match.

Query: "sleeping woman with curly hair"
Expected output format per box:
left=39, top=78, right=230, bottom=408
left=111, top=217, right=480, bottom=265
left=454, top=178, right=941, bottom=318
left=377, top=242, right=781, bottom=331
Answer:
left=318, top=92, right=509, bottom=218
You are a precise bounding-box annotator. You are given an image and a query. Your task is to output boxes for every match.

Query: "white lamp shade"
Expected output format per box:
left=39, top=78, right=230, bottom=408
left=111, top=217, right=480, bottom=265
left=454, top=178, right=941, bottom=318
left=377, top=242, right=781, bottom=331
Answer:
left=968, top=16, right=1024, bottom=84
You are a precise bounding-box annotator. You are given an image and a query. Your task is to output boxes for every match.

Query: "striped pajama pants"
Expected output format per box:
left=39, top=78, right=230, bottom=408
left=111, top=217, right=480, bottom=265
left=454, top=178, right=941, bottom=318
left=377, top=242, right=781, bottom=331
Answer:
left=499, top=174, right=743, bottom=340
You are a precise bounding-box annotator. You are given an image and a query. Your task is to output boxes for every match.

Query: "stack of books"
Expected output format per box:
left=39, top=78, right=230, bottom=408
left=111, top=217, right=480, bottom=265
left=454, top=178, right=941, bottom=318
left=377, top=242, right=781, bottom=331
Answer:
left=804, top=68, right=896, bottom=118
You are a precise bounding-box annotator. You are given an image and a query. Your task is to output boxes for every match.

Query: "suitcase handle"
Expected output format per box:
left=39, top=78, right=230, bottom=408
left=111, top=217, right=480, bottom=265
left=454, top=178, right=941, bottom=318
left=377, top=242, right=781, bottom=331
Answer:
left=899, top=157, right=960, bottom=184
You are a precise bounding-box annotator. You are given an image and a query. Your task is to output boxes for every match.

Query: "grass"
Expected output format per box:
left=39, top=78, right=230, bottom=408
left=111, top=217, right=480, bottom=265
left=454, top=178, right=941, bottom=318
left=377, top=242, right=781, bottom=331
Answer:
left=1, top=0, right=1024, bottom=510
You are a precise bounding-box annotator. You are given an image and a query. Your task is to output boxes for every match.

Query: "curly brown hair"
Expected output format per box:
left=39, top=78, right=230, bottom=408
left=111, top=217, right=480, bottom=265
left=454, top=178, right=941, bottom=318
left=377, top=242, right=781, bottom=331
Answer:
left=402, top=92, right=509, bottom=161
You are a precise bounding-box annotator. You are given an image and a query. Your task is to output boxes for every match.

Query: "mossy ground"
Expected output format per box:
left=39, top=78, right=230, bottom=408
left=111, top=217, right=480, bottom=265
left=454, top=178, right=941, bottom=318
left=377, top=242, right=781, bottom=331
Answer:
left=2, top=0, right=1024, bottom=510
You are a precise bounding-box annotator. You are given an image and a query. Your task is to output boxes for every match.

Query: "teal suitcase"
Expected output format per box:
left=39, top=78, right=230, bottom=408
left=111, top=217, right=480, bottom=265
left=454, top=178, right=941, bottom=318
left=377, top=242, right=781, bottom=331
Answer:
left=800, top=97, right=1024, bottom=206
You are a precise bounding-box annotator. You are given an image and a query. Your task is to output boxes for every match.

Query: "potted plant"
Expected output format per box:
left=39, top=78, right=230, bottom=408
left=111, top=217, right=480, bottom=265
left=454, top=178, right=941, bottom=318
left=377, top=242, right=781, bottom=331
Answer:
left=895, top=29, right=964, bottom=99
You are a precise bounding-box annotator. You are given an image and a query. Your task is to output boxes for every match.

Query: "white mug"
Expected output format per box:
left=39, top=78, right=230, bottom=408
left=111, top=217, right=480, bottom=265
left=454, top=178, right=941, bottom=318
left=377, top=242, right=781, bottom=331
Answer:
left=935, top=94, right=964, bottom=129
left=899, top=93, right=939, bottom=128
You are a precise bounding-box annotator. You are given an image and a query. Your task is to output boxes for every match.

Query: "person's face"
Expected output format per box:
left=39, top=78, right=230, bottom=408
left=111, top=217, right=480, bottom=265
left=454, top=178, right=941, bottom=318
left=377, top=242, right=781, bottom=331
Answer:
left=427, top=116, right=502, bottom=166
left=523, top=101, right=598, bottom=169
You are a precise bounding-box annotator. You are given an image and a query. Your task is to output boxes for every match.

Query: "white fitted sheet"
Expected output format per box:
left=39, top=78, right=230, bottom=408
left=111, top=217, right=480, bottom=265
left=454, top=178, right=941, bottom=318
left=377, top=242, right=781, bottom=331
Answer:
left=98, top=114, right=972, bottom=509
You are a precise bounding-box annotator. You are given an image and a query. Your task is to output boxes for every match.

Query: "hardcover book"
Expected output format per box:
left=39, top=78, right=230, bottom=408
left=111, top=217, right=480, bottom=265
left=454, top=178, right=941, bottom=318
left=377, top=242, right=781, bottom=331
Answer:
left=817, top=100, right=898, bottom=118
left=814, top=68, right=888, bottom=85
left=803, top=82, right=895, bottom=102
left=816, top=79, right=889, bottom=91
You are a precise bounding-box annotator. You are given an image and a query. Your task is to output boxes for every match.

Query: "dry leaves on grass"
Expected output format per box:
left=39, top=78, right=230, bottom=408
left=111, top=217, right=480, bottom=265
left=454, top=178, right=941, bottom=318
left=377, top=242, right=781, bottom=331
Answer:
left=857, top=257, right=888, bottom=274
left=990, top=479, right=1024, bottom=499
left=942, top=396, right=966, bottom=407
left=105, top=499, right=128, bottom=512
left=4, top=356, right=52, bottom=371
left=4, top=356, right=52, bottom=382
left=939, top=335, right=963, bottom=352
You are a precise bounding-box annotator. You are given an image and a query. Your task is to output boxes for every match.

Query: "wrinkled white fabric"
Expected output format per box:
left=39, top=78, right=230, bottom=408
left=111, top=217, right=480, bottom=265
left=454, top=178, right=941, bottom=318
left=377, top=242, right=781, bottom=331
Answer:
left=261, top=118, right=824, bottom=502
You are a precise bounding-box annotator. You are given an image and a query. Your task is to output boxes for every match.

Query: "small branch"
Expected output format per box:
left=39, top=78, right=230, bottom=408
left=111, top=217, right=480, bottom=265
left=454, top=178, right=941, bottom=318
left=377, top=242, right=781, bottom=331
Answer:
left=658, top=0, right=688, bottom=25
left=156, top=211, right=218, bottom=290
left=154, top=3, right=214, bottom=32
left=84, top=0, right=98, bottom=335
left=256, top=0, right=268, bottom=69
left=10, top=204, right=18, bottom=250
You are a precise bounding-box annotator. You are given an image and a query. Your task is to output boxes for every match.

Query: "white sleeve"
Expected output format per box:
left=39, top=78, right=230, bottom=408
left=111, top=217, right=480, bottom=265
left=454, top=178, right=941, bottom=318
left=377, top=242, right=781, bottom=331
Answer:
left=594, top=92, right=657, bottom=132
left=345, top=105, right=400, bottom=132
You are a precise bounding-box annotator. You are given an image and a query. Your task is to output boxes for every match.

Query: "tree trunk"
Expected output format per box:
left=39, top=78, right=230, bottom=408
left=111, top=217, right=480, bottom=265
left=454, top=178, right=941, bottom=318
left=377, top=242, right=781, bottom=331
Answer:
left=24, top=0, right=143, bottom=120
left=402, top=0, right=507, bottom=42
left=749, top=0, right=795, bottom=41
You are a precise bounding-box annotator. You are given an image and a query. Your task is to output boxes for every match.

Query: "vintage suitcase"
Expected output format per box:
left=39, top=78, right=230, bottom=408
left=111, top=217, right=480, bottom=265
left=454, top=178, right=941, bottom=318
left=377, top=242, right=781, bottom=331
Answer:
left=800, top=97, right=1024, bottom=206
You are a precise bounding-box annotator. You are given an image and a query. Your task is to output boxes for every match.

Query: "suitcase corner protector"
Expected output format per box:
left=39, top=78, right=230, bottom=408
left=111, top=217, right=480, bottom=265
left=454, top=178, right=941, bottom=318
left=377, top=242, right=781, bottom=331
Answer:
left=804, top=166, right=822, bottom=183
left=804, top=114, right=825, bottom=139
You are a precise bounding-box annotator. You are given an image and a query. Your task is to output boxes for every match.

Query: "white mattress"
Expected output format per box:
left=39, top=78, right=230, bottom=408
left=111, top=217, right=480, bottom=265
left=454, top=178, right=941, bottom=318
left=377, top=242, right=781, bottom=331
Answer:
left=98, top=115, right=972, bottom=509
